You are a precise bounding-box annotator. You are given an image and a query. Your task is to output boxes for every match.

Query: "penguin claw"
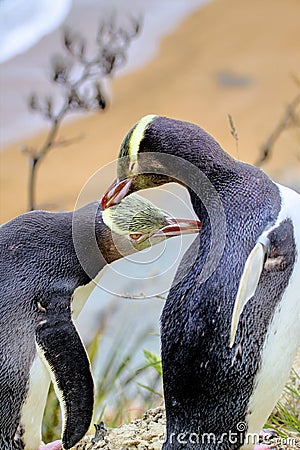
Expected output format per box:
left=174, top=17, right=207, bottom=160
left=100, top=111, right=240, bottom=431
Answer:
left=38, top=440, right=62, bottom=450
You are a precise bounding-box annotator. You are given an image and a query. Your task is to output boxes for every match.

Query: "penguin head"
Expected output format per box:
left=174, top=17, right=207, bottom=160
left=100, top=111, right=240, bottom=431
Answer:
left=101, top=114, right=232, bottom=209
left=102, top=192, right=201, bottom=254
left=102, top=114, right=169, bottom=209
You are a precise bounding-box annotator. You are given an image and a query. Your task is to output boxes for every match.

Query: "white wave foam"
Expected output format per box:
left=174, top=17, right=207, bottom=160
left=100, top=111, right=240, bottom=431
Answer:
left=0, top=0, right=209, bottom=146
left=0, top=0, right=72, bottom=63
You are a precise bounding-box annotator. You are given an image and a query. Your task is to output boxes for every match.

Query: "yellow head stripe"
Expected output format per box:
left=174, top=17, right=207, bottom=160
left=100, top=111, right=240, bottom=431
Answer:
left=128, top=114, right=157, bottom=165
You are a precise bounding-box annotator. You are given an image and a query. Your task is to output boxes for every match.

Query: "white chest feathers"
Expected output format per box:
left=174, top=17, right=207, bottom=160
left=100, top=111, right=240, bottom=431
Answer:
left=241, top=184, right=300, bottom=448
left=19, top=352, right=51, bottom=449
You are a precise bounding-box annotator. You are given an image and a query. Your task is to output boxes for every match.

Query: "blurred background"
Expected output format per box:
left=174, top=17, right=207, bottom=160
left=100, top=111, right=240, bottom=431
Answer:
left=0, top=0, right=300, bottom=438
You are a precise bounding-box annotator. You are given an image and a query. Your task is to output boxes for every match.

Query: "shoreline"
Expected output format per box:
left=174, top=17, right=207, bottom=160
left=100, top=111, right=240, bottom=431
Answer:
left=0, top=0, right=209, bottom=147
left=1, top=0, right=300, bottom=223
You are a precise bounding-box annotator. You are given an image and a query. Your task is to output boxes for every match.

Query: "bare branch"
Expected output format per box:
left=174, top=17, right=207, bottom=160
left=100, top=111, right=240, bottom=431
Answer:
left=50, top=134, right=84, bottom=149
left=28, top=93, right=40, bottom=112
left=51, top=55, right=70, bottom=84
left=228, top=113, right=239, bottom=157
left=21, top=144, right=35, bottom=158
left=22, top=17, right=141, bottom=210
left=120, top=293, right=167, bottom=301
left=256, top=93, right=300, bottom=166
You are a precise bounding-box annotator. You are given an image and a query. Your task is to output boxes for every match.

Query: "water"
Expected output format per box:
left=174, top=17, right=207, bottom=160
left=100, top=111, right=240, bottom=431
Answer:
left=0, top=0, right=210, bottom=146
left=0, top=0, right=72, bottom=63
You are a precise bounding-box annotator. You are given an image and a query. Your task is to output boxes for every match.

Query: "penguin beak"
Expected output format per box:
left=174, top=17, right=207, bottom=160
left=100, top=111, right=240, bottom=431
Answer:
left=101, top=178, right=132, bottom=209
left=151, top=217, right=202, bottom=238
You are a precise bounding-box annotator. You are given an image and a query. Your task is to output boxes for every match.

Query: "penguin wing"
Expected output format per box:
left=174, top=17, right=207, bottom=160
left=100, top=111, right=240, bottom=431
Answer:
left=35, top=293, right=94, bottom=450
left=229, top=237, right=269, bottom=348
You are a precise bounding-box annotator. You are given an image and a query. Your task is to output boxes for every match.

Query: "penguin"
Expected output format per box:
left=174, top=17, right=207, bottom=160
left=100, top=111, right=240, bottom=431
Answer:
left=0, top=192, right=201, bottom=450
left=101, top=115, right=300, bottom=450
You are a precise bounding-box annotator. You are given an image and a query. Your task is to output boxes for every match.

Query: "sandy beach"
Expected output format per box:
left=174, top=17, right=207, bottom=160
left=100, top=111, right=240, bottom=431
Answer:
left=1, top=0, right=300, bottom=223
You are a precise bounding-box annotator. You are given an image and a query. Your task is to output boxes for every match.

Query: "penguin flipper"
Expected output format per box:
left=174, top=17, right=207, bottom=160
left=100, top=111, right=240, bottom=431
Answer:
left=35, top=294, right=94, bottom=450
left=229, top=238, right=269, bottom=348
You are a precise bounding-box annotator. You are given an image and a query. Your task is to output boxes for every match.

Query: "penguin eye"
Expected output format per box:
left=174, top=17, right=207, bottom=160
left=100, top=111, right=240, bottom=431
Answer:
left=129, top=233, right=143, bottom=241
left=129, top=162, right=137, bottom=174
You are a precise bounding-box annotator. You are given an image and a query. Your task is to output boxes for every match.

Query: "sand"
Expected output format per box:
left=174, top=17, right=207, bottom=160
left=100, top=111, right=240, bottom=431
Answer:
left=1, top=0, right=300, bottom=223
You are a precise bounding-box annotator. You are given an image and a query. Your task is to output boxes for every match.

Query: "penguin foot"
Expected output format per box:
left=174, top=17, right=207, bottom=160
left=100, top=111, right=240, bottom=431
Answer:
left=259, top=428, right=279, bottom=440
left=253, top=428, right=279, bottom=448
left=38, top=440, right=62, bottom=450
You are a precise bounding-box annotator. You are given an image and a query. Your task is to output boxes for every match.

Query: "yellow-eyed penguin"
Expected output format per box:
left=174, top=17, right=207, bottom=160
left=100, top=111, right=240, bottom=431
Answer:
left=0, top=193, right=201, bottom=450
left=101, top=114, right=300, bottom=449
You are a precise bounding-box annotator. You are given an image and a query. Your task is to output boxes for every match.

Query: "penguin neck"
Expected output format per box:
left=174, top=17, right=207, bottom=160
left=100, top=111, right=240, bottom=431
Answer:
left=72, top=202, right=121, bottom=280
left=94, top=219, right=124, bottom=264
left=140, top=117, right=238, bottom=209
left=141, top=117, right=279, bottom=221
left=73, top=202, right=138, bottom=271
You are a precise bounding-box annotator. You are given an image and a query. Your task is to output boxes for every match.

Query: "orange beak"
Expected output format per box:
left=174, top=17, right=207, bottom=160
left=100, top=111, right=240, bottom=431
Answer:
left=151, top=217, right=202, bottom=238
left=101, top=178, right=133, bottom=210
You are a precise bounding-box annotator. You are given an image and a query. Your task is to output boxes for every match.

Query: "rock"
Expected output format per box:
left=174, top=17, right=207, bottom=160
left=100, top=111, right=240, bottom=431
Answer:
left=72, top=404, right=300, bottom=450
left=72, top=406, right=165, bottom=450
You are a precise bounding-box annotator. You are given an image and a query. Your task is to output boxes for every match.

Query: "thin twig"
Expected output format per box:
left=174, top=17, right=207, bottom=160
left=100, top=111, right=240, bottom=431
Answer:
left=49, top=134, right=84, bottom=149
left=256, top=93, right=300, bottom=166
left=228, top=113, right=239, bottom=158
left=23, top=19, right=140, bottom=210
left=121, top=293, right=167, bottom=301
